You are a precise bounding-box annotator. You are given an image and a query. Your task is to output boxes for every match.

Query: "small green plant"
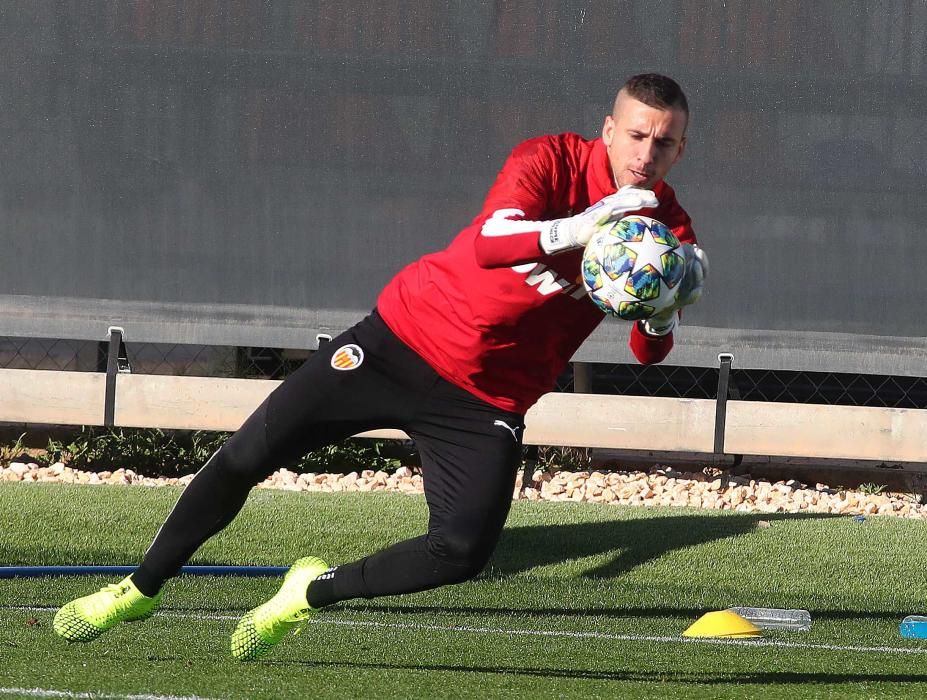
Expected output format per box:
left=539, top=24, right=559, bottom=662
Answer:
left=858, top=482, right=887, bottom=496
left=0, top=432, right=28, bottom=463
left=44, top=435, right=91, bottom=465
left=61, top=427, right=228, bottom=476
left=531, top=445, right=593, bottom=472
left=292, top=439, right=413, bottom=474
left=1, top=427, right=418, bottom=477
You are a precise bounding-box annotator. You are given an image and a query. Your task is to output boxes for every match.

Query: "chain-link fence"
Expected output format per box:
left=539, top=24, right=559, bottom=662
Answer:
left=556, top=361, right=927, bottom=408
left=4, top=336, right=926, bottom=409
left=0, top=337, right=305, bottom=379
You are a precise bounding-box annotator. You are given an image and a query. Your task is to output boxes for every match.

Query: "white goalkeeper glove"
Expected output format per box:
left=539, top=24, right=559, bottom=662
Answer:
left=641, top=244, right=709, bottom=336
left=538, top=186, right=659, bottom=255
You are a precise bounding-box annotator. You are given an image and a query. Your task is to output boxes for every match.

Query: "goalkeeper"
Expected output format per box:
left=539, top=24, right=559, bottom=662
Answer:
left=54, top=73, right=708, bottom=659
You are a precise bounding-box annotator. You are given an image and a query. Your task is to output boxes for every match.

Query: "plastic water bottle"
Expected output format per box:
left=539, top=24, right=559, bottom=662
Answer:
left=727, top=607, right=812, bottom=631
left=900, top=615, right=927, bottom=639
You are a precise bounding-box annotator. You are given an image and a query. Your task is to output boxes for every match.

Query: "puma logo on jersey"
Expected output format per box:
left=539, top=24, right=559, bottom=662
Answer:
left=331, top=344, right=364, bottom=370
left=493, top=419, right=522, bottom=442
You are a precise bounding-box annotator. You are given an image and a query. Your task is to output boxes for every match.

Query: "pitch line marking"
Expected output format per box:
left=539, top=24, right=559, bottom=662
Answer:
left=0, top=688, right=218, bottom=700
left=13, top=605, right=927, bottom=656
left=317, top=618, right=927, bottom=656
left=14, top=605, right=927, bottom=656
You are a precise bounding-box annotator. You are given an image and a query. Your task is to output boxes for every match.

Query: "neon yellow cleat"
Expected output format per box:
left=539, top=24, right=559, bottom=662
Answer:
left=231, top=556, right=329, bottom=660
left=53, top=576, right=162, bottom=642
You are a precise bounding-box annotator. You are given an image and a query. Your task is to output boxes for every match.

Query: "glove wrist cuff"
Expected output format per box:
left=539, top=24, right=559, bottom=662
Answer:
left=538, top=219, right=580, bottom=255
left=641, top=315, right=677, bottom=337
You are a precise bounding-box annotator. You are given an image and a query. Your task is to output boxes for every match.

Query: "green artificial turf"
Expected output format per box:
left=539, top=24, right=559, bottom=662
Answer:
left=2, top=482, right=927, bottom=699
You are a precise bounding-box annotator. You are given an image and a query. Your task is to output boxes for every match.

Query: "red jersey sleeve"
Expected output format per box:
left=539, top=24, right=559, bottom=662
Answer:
left=471, top=137, right=561, bottom=269
left=629, top=321, right=674, bottom=364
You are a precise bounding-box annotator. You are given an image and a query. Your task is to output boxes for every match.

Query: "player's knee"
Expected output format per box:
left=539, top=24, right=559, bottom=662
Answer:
left=211, top=427, right=272, bottom=484
left=207, top=399, right=276, bottom=483
left=425, top=529, right=495, bottom=584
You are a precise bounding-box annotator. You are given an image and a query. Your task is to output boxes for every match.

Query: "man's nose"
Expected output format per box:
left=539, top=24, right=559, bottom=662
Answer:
left=637, top=141, right=657, bottom=165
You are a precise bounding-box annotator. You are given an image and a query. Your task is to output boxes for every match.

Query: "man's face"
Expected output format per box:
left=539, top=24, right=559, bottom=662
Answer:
left=601, top=92, right=687, bottom=190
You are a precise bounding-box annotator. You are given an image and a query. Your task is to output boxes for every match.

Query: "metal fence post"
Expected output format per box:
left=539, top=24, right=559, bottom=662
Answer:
left=572, top=361, right=592, bottom=393
left=103, top=326, right=130, bottom=428
left=713, top=352, right=741, bottom=467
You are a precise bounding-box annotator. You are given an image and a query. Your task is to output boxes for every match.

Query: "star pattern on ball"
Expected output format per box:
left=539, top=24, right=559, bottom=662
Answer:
left=628, top=221, right=677, bottom=278
left=582, top=215, right=682, bottom=321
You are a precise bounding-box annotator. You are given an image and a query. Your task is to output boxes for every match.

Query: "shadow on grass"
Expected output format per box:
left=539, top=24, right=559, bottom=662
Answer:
left=260, top=658, right=927, bottom=685
left=337, top=511, right=906, bottom=621
left=491, top=510, right=836, bottom=579
left=337, top=602, right=907, bottom=623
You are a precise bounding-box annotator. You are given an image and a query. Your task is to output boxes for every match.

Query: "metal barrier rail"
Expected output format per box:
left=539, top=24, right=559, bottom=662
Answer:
left=3, top=365, right=926, bottom=466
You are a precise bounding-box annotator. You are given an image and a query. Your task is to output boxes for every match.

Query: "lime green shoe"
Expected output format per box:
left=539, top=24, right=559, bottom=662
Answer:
left=231, top=556, right=329, bottom=660
left=53, top=576, right=162, bottom=642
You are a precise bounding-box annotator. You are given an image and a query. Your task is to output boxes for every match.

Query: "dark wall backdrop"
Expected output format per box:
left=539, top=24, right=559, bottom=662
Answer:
left=2, top=1, right=926, bottom=376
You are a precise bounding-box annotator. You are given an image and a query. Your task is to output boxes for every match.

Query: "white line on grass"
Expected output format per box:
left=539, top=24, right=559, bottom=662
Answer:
left=0, top=688, right=218, bottom=700
left=315, top=618, right=927, bottom=656
left=14, top=605, right=927, bottom=656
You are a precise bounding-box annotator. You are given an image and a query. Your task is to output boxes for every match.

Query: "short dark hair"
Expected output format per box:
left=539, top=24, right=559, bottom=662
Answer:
left=622, top=73, right=689, bottom=116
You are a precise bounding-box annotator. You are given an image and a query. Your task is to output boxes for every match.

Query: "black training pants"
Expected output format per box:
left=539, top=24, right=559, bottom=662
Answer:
left=133, top=310, right=526, bottom=602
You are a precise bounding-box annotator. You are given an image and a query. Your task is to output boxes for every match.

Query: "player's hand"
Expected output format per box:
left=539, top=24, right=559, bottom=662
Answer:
left=582, top=185, right=661, bottom=238
left=642, top=244, right=709, bottom=336
left=539, top=186, right=659, bottom=254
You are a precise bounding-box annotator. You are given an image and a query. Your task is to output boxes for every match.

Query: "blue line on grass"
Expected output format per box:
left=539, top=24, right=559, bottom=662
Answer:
left=0, top=565, right=288, bottom=578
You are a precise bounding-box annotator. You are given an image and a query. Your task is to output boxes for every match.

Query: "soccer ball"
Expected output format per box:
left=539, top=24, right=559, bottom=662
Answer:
left=581, top=215, right=685, bottom=321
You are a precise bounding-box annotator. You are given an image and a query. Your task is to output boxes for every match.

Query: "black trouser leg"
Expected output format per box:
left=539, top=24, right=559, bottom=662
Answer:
left=131, top=400, right=275, bottom=596
left=131, top=311, right=415, bottom=595
left=308, top=379, right=525, bottom=607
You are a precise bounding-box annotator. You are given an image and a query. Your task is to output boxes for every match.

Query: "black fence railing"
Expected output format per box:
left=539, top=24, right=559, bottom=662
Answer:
left=556, top=362, right=927, bottom=409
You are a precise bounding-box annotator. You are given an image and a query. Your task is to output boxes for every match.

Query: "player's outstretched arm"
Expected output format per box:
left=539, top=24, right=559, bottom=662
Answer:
left=536, top=186, right=658, bottom=255
left=629, top=321, right=674, bottom=365
left=629, top=243, right=708, bottom=364
left=473, top=186, right=656, bottom=269
left=640, top=244, right=709, bottom=337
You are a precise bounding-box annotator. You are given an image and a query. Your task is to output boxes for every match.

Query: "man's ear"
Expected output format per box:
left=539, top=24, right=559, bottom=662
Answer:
left=674, top=134, right=688, bottom=164
left=601, top=115, right=614, bottom=149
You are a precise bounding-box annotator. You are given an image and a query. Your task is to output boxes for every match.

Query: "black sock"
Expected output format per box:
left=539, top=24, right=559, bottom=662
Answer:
left=306, top=565, right=345, bottom=608
left=306, top=535, right=476, bottom=608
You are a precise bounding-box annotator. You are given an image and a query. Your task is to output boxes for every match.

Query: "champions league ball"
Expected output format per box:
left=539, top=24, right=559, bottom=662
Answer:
left=582, top=215, right=685, bottom=321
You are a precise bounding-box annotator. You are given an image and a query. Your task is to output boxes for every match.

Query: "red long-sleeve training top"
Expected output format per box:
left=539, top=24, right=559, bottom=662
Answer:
left=378, top=133, right=696, bottom=414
